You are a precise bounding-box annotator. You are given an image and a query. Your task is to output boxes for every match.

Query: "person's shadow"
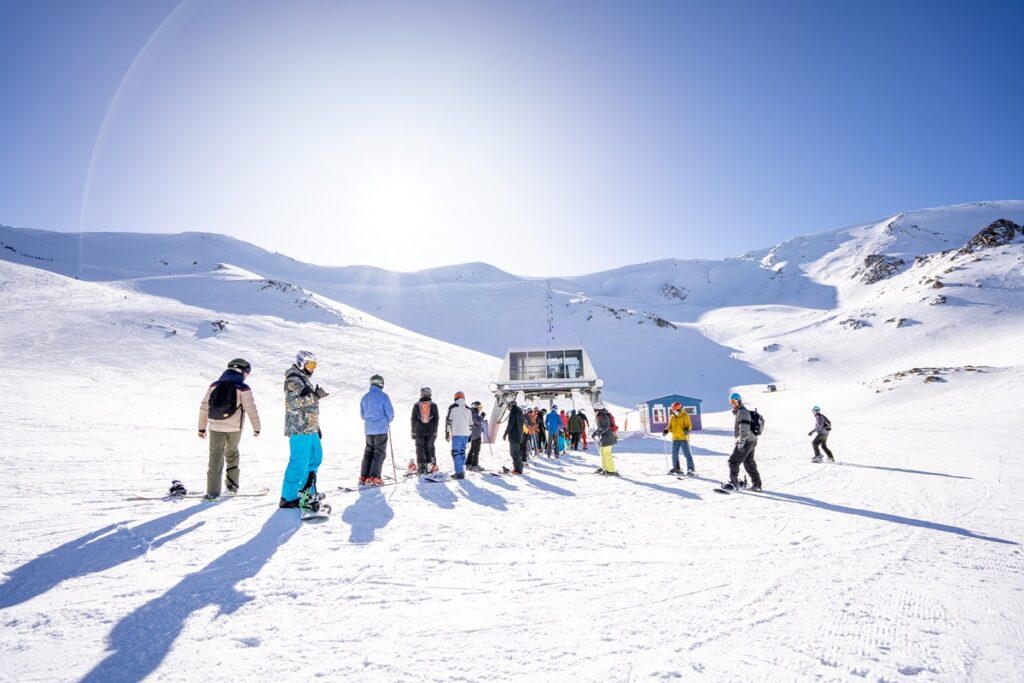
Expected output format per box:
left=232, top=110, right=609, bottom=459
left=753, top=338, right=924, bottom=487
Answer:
left=0, top=504, right=209, bottom=610
left=417, top=478, right=458, bottom=509
left=79, top=510, right=302, bottom=683
left=455, top=478, right=508, bottom=511
left=341, top=488, right=395, bottom=543
left=521, top=473, right=575, bottom=497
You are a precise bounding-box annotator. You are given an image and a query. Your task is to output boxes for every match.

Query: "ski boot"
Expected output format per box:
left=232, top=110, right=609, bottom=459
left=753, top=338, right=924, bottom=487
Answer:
left=202, top=492, right=219, bottom=502
left=685, top=470, right=697, bottom=478
left=668, top=468, right=682, bottom=475
left=811, top=456, right=823, bottom=463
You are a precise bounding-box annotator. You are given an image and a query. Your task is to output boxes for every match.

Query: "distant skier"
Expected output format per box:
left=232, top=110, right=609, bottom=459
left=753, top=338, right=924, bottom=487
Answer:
left=526, top=408, right=540, bottom=457
left=808, top=406, right=835, bottom=462
left=723, top=393, right=762, bottom=492
left=502, top=394, right=525, bottom=474
left=359, top=374, right=395, bottom=486
left=445, top=391, right=473, bottom=479
left=280, top=351, right=329, bottom=509
left=593, top=403, right=619, bottom=476
left=537, top=408, right=548, bottom=453
left=411, top=387, right=439, bottom=475
left=568, top=409, right=583, bottom=450
left=467, top=401, right=485, bottom=471
left=198, top=358, right=261, bottom=501
left=578, top=410, right=590, bottom=450
left=662, top=402, right=695, bottom=476
left=545, top=405, right=564, bottom=457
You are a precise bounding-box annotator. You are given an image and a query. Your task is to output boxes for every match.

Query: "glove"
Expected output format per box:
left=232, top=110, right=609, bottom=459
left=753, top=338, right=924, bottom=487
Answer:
left=314, top=385, right=329, bottom=399
left=445, top=433, right=451, bottom=442
left=317, top=428, right=322, bottom=439
left=683, top=429, right=690, bottom=435
left=661, top=429, right=668, bottom=435
left=808, top=431, right=814, bottom=436
left=198, top=429, right=206, bottom=439
left=411, top=433, right=416, bottom=440
left=253, top=430, right=260, bottom=437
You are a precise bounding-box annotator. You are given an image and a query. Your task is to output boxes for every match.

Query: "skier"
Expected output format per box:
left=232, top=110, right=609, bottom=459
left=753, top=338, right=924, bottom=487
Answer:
left=723, top=393, right=762, bottom=492
left=198, top=358, right=261, bottom=501
left=445, top=391, right=474, bottom=479
left=411, top=387, right=439, bottom=475
left=467, top=401, right=484, bottom=471
left=502, top=394, right=525, bottom=474
left=593, top=403, right=619, bottom=476
left=359, top=374, right=395, bottom=486
left=537, top=408, right=548, bottom=454
left=662, top=402, right=695, bottom=476
left=545, top=405, right=563, bottom=457
left=526, top=408, right=540, bottom=457
left=568, top=409, right=583, bottom=450
left=579, top=410, right=590, bottom=450
left=808, top=406, right=835, bottom=462
left=280, top=351, right=329, bottom=510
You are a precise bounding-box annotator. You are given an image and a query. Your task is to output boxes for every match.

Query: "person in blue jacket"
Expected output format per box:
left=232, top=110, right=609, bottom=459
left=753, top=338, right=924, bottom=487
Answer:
left=359, top=374, right=394, bottom=485
left=544, top=405, right=564, bottom=457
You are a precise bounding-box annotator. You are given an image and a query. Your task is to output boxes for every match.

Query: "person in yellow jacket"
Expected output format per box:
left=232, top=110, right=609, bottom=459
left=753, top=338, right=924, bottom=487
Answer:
left=662, top=402, right=695, bottom=476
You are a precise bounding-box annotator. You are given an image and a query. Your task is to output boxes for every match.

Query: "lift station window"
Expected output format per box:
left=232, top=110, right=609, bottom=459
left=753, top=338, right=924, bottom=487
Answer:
left=510, top=350, right=585, bottom=381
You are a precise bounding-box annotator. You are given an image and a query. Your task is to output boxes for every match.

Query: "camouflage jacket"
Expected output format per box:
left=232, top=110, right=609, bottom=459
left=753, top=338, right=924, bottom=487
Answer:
left=283, top=365, right=319, bottom=436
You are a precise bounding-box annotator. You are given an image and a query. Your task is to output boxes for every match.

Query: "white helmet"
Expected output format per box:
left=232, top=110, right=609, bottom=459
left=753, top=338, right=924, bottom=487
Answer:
left=295, top=350, right=317, bottom=370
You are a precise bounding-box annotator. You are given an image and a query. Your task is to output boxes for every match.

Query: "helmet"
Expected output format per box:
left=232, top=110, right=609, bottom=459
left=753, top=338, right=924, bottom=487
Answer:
left=670, top=402, right=682, bottom=412
left=551, top=404, right=558, bottom=410
left=729, top=392, right=741, bottom=403
left=471, top=401, right=481, bottom=408
left=420, top=387, right=432, bottom=398
left=370, top=374, right=384, bottom=387
left=454, top=391, right=465, bottom=400
left=593, top=401, right=604, bottom=410
left=295, top=351, right=317, bottom=371
left=227, top=358, right=251, bottom=373
left=812, top=405, right=820, bottom=412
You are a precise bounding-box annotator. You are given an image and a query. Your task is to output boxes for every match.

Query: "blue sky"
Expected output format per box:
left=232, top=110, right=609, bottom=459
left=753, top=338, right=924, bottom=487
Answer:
left=1, top=0, right=1022, bottom=275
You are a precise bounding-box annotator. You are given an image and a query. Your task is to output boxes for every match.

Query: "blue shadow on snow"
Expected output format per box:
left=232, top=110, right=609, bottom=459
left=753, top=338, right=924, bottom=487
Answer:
left=341, top=488, right=395, bottom=543
left=520, top=473, right=575, bottom=497
left=620, top=476, right=702, bottom=501
left=760, top=491, right=1016, bottom=545
left=836, top=461, right=972, bottom=480
left=417, top=478, right=458, bottom=509
left=0, top=504, right=208, bottom=610
left=79, top=510, right=301, bottom=683
left=455, top=478, right=508, bottom=511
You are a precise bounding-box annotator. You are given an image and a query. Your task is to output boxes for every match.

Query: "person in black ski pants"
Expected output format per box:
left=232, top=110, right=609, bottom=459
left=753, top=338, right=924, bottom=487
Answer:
left=725, top=393, right=762, bottom=492
left=502, top=396, right=525, bottom=474
left=466, top=401, right=484, bottom=471
left=808, top=405, right=834, bottom=462
left=411, top=387, right=439, bottom=474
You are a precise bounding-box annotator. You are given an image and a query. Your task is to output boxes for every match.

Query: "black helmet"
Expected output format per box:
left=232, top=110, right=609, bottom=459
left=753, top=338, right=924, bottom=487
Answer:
left=370, top=374, right=384, bottom=387
left=420, top=387, right=432, bottom=398
left=227, top=358, right=251, bottom=373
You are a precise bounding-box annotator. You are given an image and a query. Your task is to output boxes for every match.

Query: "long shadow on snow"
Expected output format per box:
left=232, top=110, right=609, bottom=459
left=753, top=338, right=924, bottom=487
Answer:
left=620, top=476, right=702, bottom=501
left=520, top=474, right=575, bottom=497
left=524, top=459, right=578, bottom=482
left=478, top=474, right=519, bottom=491
left=341, top=488, right=395, bottom=543
left=835, top=461, right=972, bottom=480
left=758, top=491, right=1016, bottom=545
left=455, top=479, right=508, bottom=511
left=417, top=478, right=458, bottom=509
left=0, top=504, right=208, bottom=610
left=613, top=435, right=729, bottom=457
left=80, top=510, right=302, bottom=683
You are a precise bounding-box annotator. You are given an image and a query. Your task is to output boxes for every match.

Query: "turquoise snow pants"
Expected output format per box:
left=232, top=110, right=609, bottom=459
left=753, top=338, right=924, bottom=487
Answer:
left=281, top=433, right=323, bottom=503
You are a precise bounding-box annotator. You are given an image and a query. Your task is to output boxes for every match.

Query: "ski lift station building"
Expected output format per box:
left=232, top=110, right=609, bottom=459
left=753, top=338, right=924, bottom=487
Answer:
left=487, top=347, right=604, bottom=442
left=637, top=394, right=703, bottom=433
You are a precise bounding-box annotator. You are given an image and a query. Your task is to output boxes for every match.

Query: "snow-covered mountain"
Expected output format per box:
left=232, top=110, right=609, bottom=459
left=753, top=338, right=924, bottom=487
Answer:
left=1, top=201, right=1023, bottom=682
left=3, top=200, right=1023, bottom=408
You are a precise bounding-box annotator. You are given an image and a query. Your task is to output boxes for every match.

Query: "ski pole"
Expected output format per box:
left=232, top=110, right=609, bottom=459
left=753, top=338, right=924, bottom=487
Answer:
left=387, top=426, right=398, bottom=483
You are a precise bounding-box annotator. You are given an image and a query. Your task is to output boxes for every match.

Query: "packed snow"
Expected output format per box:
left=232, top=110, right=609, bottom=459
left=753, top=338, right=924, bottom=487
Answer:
left=1, top=201, right=1023, bottom=682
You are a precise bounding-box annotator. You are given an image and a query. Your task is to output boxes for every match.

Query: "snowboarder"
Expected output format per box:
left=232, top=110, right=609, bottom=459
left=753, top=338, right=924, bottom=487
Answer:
left=445, top=391, right=474, bottom=479
left=724, top=393, right=762, bottom=492
left=198, top=358, right=261, bottom=501
left=502, top=394, right=525, bottom=474
left=411, top=387, right=439, bottom=475
left=568, top=409, right=583, bottom=450
left=359, top=374, right=395, bottom=486
left=467, top=401, right=485, bottom=471
left=280, top=351, right=329, bottom=509
left=545, top=405, right=564, bottom=457
left=662, top=402, right=695, bottom=476
left=593, top=403, right=619, bottom=475
left=809, top=406, right=835, bottom=462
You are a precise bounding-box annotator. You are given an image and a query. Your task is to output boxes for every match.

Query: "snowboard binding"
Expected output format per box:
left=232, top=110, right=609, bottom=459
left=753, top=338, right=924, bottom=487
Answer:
left=168, top=480, right=187, bottom=497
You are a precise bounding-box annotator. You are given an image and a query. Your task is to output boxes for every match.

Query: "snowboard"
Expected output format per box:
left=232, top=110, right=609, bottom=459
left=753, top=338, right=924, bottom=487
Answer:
left=127, top=488, right=270, bottom=501
left=712, top=479, right=747, bottom=494
left=300, top=503, right=332, bottom=522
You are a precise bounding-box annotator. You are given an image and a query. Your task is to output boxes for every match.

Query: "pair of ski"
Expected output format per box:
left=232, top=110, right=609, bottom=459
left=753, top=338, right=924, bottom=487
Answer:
left=127, top=488, right=270, bottom=502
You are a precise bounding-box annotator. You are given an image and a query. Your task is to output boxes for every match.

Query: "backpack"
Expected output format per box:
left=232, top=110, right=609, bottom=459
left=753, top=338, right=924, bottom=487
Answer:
left=417, top=402, right=432, bottom=424
left=608, top=413, right=618, bottom=432
left=821, top=414, right=832, bottom=430
left=208, top=381, right=239, bottom=420
left=749, top=409, right=764, bottom=436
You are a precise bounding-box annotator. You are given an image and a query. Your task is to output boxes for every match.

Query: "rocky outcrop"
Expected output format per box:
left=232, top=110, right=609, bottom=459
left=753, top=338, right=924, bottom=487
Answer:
left=661, top=284, right=688, bottom=301
left=857, top=254, right=905, bottom=284
left=958, top=219, right=1022, bottom=255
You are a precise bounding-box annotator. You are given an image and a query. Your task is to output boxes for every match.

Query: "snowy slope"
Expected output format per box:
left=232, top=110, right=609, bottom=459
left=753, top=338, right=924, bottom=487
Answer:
left=2, top=200, right=1024, bottom=681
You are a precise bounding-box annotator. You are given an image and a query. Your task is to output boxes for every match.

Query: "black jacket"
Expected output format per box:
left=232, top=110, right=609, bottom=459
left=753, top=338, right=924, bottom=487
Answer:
left=503, top=404, right=525, bottom=442
left=411, top=400, right=439, bottom=437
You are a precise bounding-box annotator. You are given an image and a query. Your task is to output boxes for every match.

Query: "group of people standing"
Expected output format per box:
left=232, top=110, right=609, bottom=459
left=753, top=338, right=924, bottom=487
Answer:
left=196, top=354, right=833, bottom=507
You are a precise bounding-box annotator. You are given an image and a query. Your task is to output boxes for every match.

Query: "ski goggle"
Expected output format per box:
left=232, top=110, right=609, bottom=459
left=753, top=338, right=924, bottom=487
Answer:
left=303, top=360, right=317, bottom=370
left=729, top=399, right=739, bottom=406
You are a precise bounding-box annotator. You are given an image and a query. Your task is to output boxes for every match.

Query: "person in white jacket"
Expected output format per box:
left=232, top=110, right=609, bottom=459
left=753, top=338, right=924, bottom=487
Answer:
left=445, top=391, right=474, bottom=479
